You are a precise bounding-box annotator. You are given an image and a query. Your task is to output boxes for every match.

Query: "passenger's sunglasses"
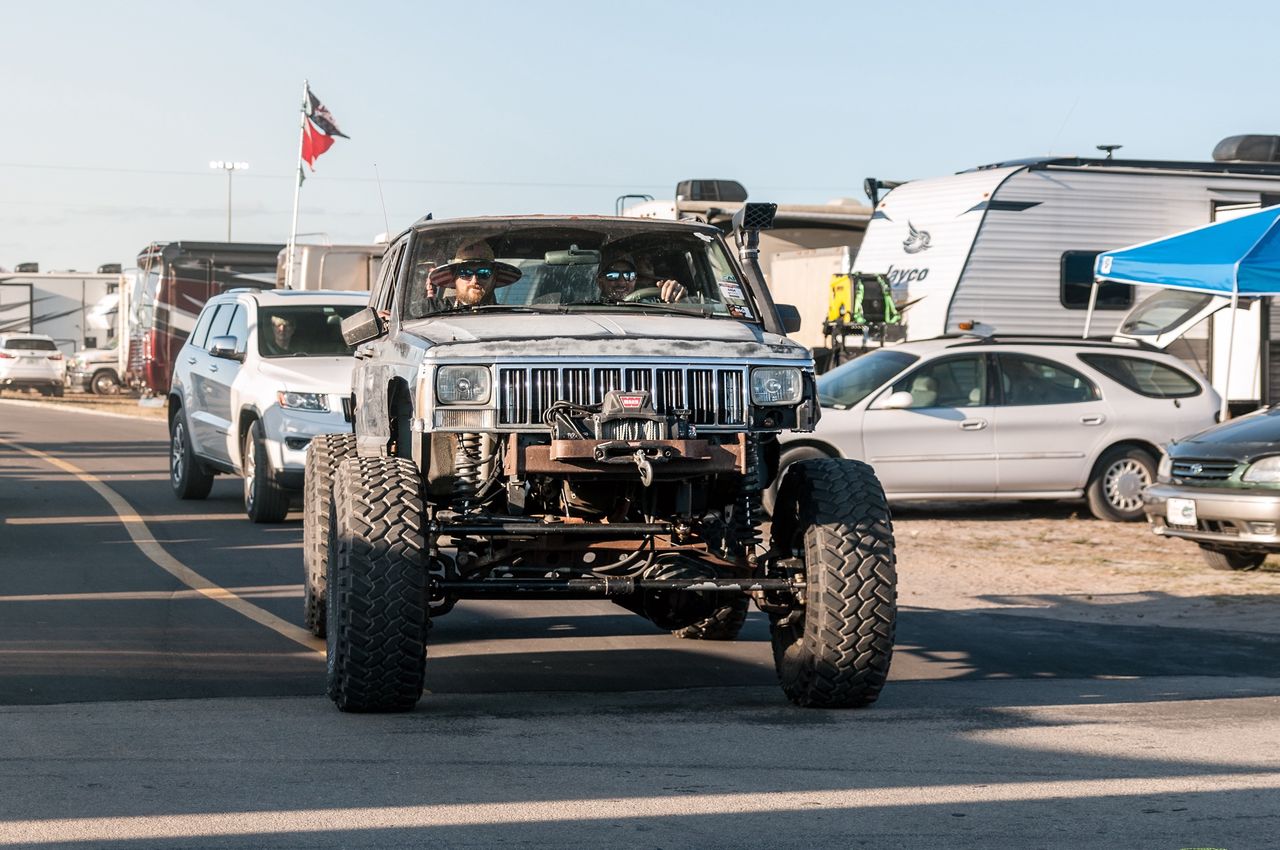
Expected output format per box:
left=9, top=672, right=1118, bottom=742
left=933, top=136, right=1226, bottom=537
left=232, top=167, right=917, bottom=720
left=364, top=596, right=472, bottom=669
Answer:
left=455, top=266, right=494, bottom=281
left=602, top=270, right=637, bottom=282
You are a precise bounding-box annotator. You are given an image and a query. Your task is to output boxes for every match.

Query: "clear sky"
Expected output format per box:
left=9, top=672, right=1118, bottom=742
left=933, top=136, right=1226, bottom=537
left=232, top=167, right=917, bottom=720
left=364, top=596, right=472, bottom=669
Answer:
left=2, top=0, right=1276, bottom=272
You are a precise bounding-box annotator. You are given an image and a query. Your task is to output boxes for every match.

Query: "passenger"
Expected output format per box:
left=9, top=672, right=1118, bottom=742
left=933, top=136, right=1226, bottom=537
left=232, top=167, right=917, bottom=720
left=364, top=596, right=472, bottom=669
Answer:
left=425, top=241, right=522, bottom=309
left=262, top=314, right=296, bottom=355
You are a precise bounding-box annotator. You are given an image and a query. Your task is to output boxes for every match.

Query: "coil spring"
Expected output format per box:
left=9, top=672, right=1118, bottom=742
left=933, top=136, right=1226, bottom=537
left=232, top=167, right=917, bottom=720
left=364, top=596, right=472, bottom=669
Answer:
left=733, top=436, right=764, bottom=559
left=452, top=432, right=482, bottom=510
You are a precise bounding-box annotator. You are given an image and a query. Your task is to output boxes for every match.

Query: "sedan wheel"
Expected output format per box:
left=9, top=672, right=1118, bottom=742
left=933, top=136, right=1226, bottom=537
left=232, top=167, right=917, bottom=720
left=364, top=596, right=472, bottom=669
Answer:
left=1086, top=446, right=1156, bottom=522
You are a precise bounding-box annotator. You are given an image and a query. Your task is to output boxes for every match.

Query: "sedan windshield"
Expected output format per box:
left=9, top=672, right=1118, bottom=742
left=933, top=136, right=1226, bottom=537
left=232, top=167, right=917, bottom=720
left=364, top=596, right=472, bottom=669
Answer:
left=817, top=349, right=919, bottom=408
left=402, top=223, right=758, bottom=322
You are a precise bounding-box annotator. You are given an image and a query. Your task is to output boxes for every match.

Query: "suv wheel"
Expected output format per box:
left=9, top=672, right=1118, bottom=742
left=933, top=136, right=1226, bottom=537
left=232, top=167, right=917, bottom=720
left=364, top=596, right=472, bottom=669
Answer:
left=243, top=420, right=291, bottom=523
left=1086, top=446, right=1156, bottom=522
left=1199, top=546, right=1267, bottom=572
left=671, top=595, right=749, bottom=640
left=169, top=409, right=214, bottom=500
left=326, top=456, right=429, bottom=713
left=91, top=370, right=120, bottom=395
left=302, top=433, right=357, bottom=637
left=769, top=458, right=896, bottom=708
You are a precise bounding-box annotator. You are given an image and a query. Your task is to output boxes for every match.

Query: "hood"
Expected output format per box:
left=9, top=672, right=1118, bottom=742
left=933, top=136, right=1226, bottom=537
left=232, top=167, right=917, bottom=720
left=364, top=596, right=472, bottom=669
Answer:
left=401, top=313, right=809, bottom=360
left=1170, top=406, right=1280, bottom=462
left=255, top=356, right=355, bottom=392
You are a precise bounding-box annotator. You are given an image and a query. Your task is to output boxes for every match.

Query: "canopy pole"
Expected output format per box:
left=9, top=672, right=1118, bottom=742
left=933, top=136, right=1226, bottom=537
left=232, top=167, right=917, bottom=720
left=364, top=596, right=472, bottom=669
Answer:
left=1222, top=290, right=1239, bottom=421
left=1083, top=280, right=1100, bottom=338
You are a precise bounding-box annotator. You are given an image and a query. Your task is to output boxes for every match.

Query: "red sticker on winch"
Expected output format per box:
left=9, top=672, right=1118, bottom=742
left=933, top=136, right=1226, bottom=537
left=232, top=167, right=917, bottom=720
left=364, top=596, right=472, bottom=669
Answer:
left=620, top=395, right=645, bottom=409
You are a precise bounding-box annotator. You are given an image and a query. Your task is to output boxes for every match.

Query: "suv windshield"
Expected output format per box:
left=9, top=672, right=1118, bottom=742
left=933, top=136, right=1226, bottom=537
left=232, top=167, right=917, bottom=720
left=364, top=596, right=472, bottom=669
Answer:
left=401, top=222, right=758, bottom=322
left=257, top=304, right=365, bottom=358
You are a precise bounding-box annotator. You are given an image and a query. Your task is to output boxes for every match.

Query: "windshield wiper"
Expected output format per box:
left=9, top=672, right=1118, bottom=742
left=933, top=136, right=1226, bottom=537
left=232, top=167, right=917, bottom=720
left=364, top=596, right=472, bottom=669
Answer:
left=430, top=304, right=544, bottom=316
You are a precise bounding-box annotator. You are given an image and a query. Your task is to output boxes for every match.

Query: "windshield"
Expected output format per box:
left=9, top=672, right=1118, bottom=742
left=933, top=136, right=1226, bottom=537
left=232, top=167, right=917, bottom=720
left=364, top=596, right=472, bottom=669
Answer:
left=1119, top=290, right=1216, bottom=336
left=257, top=304, right=365, bottom=358
left=401, top=223, right=757, bottom=321
left=2, top=337, right=58, bottom=351
left=816, top=349, right=919, bottom=408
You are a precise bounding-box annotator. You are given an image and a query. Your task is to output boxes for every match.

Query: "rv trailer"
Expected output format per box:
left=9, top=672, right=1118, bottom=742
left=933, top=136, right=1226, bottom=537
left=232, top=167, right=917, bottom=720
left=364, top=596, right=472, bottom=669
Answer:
left=0, top=267, right=124, bottom=356
left=276, top=242, right=386, bottom=291
left=854, top=144, right=1280, bottom=408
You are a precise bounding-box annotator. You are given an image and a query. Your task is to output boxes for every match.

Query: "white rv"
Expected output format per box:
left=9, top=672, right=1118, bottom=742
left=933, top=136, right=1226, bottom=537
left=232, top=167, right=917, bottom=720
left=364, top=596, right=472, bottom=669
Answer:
left=0, top=267, right=124, bottom=355
left=854, top=148, right=1280, bottom=408
left=277, top=243, right=385, bottom=291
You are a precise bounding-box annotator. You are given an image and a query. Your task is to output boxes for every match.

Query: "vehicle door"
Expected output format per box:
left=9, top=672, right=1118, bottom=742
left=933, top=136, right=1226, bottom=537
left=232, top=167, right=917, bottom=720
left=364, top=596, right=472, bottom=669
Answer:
left=859, top=353, right=998, bottom=495
left=990, top=352, right=1112, bottom=493
left=184, top=302, right=230, bottom=456
left=353, top=239, right=408, bottom=454
left=202, top=301, right=248, bottom=466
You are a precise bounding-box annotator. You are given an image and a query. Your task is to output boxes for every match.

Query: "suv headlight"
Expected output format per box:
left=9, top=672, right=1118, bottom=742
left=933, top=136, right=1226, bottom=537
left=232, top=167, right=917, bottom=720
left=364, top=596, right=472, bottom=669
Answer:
left=751, top=367, right=803, bottom=406
left=437, top=365, right=491, bottom=405
left=1243, top=456, right=1280, bottom=483
left=277, top=391, right=329, bottom=412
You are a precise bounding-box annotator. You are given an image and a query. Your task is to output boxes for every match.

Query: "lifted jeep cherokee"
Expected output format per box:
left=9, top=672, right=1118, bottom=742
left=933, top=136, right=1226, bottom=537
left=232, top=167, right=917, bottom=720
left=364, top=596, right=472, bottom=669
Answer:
left=305, top=208, right=897, bottom=711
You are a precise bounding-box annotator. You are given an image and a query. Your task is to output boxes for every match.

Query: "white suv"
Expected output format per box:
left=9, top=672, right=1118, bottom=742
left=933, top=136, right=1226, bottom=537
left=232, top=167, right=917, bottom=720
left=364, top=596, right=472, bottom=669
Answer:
left=0, top=333, right=64, bottom=396
left=167, top=289, right=368, bottom=522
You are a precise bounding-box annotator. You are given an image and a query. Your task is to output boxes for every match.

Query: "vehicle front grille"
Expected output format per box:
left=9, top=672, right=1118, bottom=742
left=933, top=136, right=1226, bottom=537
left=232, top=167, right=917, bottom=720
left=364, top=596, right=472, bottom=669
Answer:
left=1171, top=458, right=1238, bottom=482
left=340, top=397, right=354, bottom=423
left=497, top=365, right=747, bottom=429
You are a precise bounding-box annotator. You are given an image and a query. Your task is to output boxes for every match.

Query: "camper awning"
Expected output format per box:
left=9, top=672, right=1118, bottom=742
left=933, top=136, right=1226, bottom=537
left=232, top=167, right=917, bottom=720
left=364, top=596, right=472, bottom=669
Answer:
left=1094, top=205, right=1280, bottom=295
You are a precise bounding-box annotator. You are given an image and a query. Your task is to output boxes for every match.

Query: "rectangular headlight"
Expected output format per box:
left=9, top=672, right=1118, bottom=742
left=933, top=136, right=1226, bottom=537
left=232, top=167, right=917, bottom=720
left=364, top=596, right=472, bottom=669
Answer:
left=436, top=365, right=492, bottom=405
left=277, top=390, right=329, bottom=412
left=751, top=367, right=803, bottom=405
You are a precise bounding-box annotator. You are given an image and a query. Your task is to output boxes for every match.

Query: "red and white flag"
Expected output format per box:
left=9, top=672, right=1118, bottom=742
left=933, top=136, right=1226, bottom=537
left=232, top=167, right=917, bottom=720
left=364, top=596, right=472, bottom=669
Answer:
left=300, top=83, right=348, bottom=171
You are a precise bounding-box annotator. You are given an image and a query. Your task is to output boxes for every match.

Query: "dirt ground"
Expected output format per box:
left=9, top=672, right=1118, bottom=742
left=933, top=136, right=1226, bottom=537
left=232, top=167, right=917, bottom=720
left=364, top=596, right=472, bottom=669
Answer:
left=4, top=390, right=1277, bottom=636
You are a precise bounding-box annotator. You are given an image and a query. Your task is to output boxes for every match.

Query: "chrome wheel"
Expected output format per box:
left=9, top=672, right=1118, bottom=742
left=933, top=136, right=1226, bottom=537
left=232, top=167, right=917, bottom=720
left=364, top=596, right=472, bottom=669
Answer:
left=171, top=420, right=187, bottom=487
left=1104, top=458, right=1149, bottom=513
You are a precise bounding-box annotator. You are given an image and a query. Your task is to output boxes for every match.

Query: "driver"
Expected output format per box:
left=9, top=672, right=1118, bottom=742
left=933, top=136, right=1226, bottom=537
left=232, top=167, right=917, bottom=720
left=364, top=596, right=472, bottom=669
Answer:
left=597, top=258, right=686, bottom=303
left=425, top=241, right=522, bottom=309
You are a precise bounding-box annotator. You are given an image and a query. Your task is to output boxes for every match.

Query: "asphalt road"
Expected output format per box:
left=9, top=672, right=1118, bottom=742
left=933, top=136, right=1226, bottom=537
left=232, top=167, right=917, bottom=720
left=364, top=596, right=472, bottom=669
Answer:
left=1, top=399, right=1278, bottom=849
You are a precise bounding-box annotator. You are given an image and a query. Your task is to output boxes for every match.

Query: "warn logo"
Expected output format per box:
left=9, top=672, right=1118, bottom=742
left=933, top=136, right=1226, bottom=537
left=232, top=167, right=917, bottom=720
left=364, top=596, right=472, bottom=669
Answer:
left=619, top=394, right=646, bottom=410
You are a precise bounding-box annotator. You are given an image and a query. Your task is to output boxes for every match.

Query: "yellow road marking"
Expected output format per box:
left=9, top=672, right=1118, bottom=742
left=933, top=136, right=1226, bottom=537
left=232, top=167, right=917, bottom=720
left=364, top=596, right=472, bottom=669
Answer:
left=6, top=513, right=247, bottom=525
left=0, top=438, right=324, bottom=657
left=3, top=772, right=1280, bottom=843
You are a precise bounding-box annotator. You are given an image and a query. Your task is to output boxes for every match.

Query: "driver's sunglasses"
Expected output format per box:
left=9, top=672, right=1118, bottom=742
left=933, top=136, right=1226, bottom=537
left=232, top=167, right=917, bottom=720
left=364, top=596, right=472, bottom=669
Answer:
left=455, top=266, right=494, bottom=281
left=602, top=270, right=637, bottom=282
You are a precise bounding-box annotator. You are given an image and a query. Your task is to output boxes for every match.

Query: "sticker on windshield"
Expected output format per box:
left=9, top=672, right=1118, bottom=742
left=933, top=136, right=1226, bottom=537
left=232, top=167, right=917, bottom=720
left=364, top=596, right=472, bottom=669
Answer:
left=719, top=282, right=744, bottom=300
left=727, top=304, right=750, bottom=319
left=720, top=273, right=739, bottom=283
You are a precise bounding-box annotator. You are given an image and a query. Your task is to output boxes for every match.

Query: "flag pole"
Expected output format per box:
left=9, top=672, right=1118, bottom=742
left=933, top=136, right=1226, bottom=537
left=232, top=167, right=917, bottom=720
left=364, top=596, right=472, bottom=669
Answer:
left=284, top=79, right=308, bottom=290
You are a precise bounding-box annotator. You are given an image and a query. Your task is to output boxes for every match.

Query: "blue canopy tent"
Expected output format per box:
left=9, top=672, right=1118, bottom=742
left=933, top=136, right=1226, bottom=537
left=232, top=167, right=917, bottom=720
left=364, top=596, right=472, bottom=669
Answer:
left=1090, top=205, right=1280, bottom=418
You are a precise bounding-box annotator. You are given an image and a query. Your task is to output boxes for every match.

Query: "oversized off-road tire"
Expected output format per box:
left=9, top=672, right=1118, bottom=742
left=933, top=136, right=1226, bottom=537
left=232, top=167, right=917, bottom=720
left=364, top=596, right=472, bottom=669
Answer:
left=1199, top=546, right=1267, bottom=572
left=670, top=595, right=749, bottom=640
left=769, top=458, right=896, bottom=709
left=762, top=445, right=832, bottom=517
left=91, top=369, right=120, bottom=395
left=243, top=420, right=292, bottom=524
left=1086, top=445, right=1156, bottom=522
left=326, top=456, right=428, bottom=713
left=169, top=408, right=213, bottom=500
left=302, top=433, right=357, bottom=637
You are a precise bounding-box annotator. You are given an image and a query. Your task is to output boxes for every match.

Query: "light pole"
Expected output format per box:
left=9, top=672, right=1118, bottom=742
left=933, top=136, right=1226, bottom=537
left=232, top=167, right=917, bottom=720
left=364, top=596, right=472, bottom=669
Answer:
left=209, top=160, right=249, bottom=241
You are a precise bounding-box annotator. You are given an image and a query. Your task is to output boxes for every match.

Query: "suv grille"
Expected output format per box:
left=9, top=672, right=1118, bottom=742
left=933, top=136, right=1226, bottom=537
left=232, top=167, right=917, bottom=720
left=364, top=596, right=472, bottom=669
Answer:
left=497, top=365, right=746, bottom=429
left=1171, top=458, right=1238, bottom=482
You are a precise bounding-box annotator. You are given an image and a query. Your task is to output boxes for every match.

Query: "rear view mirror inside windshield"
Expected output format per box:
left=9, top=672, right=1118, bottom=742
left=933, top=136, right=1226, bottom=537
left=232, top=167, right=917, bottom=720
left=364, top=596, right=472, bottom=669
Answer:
left=544, top=245, right=601, bottom=266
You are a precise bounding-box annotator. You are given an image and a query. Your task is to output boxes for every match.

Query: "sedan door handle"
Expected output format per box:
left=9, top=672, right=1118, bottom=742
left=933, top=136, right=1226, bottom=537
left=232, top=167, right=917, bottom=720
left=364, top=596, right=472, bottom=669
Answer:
left=1081, top=414, right=1106, bottom=425
left=960, top=418, right=988, bottom=430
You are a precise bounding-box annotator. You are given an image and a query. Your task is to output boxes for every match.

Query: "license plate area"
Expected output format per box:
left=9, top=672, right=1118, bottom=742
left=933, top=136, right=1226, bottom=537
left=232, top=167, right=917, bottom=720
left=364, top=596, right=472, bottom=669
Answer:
left=1166, top=497, right=1197, bottom=527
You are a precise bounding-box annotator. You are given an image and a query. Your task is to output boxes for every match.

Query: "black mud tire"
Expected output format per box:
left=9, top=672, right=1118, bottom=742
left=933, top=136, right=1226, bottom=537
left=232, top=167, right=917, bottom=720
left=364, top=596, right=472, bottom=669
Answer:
left=169, top=408, right=214, bottom=500
left=769, top=458, right=896, bottom=709
left=51, top=384, right=64, bottom=398
left=1086, top=445, right=1156, bottom=522
left=243, top=420, right=291, bottom=524
left=1199, top=546, right=1267, bottom=572
left=762, top=445, right=832, bottom=517
left=670, top=595, right=750, bottom=641
left=302, top=433, right=357, bottom=637
left=91, top=370, right=120, bottom=395
left=326, top=456, right=428, bottom=713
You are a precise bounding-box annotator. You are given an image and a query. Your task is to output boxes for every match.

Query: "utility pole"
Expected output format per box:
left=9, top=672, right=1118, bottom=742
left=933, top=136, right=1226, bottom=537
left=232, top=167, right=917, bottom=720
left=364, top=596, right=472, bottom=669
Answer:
left=209, top=161, right=249, bottom=241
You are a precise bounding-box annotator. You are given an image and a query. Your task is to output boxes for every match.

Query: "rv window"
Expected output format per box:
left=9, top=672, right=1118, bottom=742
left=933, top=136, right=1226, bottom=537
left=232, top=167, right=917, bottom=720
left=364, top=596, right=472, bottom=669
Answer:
left=1060, top=251, right=1132, bottom=310
left=1077, top=354, right=1201, bottom=399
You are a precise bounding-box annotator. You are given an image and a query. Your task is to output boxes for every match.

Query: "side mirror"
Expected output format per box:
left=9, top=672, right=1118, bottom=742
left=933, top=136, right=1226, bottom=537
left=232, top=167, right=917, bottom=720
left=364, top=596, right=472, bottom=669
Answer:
left=341, top=307, right=383, bottom=347
left=880, top=390, right=916, bottom=410
left=776, top=303, right=802, bottom=334
left=208, top=335, right=244, bottom=362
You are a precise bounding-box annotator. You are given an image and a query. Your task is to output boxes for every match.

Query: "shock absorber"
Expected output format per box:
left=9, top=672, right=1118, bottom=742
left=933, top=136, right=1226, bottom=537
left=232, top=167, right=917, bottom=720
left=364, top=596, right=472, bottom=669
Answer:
left=733, top=435, right=764, bottom=562
left=452, top=432, right=482, bottom=511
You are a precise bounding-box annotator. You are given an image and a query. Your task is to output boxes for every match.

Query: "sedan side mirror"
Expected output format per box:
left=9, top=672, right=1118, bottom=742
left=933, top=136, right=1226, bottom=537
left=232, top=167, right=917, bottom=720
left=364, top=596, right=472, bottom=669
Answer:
left=775, top=303, right=802, bottom=334
left=208, top=335, right=244, bottom=362
left=879, top=390, right=916, bottom=410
